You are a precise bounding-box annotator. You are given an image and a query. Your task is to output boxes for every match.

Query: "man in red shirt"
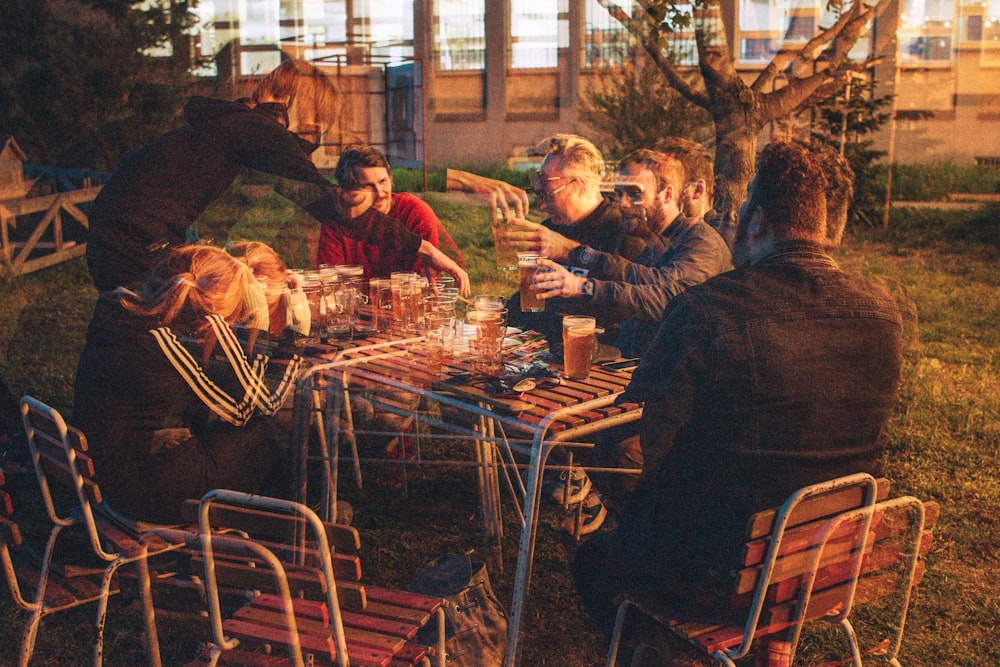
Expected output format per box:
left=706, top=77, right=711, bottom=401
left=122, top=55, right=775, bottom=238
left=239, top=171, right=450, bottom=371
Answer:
left=318, top=145, right=465, bottom=276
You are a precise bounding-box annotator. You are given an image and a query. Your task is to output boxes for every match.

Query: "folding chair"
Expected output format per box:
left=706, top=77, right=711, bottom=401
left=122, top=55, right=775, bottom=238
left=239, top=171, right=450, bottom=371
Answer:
left=19, top=395, right=176, bottom=667
left=606, top=473, right=937, bottom=667
left=176, top=488, right=448, bottom=667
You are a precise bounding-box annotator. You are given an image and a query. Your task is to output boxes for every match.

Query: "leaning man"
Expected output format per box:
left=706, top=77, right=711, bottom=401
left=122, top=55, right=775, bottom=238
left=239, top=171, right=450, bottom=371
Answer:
left=570, top=141, right=905, bottom=650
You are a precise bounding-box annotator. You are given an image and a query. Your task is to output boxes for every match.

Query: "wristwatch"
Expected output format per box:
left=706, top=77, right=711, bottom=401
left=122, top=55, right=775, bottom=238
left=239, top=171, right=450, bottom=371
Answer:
left=581, top=278, right=595, bottom=298
left=572, top=245, right=596, bottom=267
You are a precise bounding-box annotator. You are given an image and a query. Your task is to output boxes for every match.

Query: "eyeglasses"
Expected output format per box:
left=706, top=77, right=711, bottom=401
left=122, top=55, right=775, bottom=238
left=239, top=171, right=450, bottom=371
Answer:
left=532, top=170, right=577, bottom=199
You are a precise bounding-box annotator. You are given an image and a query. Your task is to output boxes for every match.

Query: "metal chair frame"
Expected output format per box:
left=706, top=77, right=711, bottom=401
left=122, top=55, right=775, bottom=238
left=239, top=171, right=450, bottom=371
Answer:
left=19, top=395, right=167, bottom=667
left=605, top=472, right=922, bottom=667
left=194, top=488, right=446, bottom=667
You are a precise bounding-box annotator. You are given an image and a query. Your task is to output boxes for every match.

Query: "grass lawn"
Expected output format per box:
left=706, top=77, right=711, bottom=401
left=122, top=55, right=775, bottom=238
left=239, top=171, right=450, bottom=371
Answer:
left=0, top=194, right=997, bottom=665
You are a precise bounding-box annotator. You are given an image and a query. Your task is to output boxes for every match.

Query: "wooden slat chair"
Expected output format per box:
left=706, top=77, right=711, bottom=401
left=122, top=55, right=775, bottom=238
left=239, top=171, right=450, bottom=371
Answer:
left=606, top=473, right=938, bottom=667
left=18, top=395, right=185, bottom=667
left=1, top=464, right=133, bottom=667
left=175, top=488, right=447, bottom=667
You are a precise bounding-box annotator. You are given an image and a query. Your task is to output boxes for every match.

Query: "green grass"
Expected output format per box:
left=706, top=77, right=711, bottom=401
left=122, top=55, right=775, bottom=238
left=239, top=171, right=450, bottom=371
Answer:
left=1, top=194, right=998, bottom=665
left=889, top=163, right=1000, bottom=202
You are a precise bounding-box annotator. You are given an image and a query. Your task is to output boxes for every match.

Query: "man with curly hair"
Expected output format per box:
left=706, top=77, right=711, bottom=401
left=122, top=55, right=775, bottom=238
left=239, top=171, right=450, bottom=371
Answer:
left=571, top=141, right=905, bottom=654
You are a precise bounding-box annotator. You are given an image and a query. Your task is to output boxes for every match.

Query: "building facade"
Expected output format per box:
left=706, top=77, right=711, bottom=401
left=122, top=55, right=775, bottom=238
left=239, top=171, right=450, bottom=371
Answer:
left=187, top=0, right=1000, bottom=168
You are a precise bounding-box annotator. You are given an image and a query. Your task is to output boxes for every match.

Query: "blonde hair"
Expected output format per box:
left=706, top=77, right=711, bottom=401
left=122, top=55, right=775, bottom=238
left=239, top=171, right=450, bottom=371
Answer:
left=250, top=60, right=341, bottom=133
left=122, top=246, right=258, bottom=337
left=228, top=241, right=288, bottom=287
left=540, top=134, right=605, bottom=187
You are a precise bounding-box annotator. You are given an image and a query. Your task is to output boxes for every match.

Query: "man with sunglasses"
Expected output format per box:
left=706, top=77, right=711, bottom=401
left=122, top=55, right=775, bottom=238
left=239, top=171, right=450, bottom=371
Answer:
left=524, top=147, right=732, bottom=537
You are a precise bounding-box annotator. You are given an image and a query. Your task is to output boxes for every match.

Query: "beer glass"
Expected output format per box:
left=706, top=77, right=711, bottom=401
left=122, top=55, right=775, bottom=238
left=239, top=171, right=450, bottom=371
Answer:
left=562, top=316, right=597, bottom=380
left=517, top=253, right=546, bottom=313
left=491, top=207, right=519, bottom=271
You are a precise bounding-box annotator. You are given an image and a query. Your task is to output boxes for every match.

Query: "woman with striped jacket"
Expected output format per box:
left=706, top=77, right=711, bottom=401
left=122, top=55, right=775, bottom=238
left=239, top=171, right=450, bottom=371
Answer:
left=73, top=245, right=302, bottom=523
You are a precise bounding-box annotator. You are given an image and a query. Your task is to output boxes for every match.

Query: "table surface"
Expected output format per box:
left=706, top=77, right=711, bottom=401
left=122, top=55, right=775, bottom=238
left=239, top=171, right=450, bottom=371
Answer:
left=323, top=331, right=642, bottom=433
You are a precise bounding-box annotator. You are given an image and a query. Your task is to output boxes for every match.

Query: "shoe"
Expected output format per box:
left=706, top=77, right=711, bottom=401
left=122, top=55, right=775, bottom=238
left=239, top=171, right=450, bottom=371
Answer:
left=561, top=492, right=607, bottom=538
left=551, top=467, right=592, bottom=505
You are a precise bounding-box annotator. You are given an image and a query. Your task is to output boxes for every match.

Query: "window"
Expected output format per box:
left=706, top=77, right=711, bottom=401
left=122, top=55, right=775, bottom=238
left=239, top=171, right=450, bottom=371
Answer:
left=510, top=0, right=566, bottom=68
left=959, top=0, right=1000, bottom=67
left=736, top=0, right=871, bottom=65
left=899, top=0, right=956, bottom=64
left=585, top=0, right=637, bottom=67
left=433, top=0, right=486, bottom=70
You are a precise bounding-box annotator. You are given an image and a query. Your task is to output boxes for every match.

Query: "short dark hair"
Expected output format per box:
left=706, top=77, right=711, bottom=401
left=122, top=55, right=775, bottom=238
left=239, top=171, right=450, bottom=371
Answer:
left=746, top=140, right=827, bottom=241
left=652, top=137, right=714, bottom=194
left=619, top=148, right=685, bottom=197
left=335, top=144, right=390, bottom=191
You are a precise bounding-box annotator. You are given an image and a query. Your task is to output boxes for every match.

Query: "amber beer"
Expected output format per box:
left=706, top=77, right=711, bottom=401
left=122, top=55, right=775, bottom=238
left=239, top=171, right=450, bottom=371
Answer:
left=491, top=207, right=519, bottom=270
left=562, top=316, right=596, bottom=380
left=518, top=253, right=545, bottom=313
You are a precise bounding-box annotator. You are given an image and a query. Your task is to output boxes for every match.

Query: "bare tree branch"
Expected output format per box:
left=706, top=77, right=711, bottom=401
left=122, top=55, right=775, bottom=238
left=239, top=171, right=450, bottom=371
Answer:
left=754, top=0, right=891, bottom=120
left=755, top=0, right=855, bottom=91
left=753, top=0, right=890, bottom=93
left=596, top=0, right=711, bottom=108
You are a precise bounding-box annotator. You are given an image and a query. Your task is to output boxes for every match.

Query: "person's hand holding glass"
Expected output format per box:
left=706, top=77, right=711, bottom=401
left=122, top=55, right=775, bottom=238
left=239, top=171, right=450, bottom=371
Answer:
left=529, top=259, right=588, bottom=299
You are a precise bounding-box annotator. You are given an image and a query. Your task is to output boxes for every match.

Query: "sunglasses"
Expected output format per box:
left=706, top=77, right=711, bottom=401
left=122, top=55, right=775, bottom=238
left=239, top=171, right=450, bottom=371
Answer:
left=613, top=183, right=645, bottom=201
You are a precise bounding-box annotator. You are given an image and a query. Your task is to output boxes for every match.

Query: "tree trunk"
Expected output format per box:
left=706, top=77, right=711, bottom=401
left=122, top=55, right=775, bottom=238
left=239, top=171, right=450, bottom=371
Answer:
left=710, top=89, right=764, bottom=234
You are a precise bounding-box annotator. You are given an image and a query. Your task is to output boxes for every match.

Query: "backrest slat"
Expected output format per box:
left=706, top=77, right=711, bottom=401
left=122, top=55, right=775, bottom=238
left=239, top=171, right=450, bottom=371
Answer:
left=745, top=477, right=890, bottom=540
left=181, top=499, right=360, bottom=552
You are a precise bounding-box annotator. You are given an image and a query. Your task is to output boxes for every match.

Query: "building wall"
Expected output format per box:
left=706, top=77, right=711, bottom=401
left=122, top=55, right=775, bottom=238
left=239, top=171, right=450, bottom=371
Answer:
left=205, top=0, right=1000, bottom=166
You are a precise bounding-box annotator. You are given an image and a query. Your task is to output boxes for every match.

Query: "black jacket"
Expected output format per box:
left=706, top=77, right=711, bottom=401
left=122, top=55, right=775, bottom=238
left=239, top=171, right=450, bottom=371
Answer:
left=87, top=97, right=420, bottom=290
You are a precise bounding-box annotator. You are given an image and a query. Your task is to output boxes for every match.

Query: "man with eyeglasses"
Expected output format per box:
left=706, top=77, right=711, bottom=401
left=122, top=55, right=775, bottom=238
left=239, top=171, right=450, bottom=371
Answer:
left=504, top=134, right=644, bottom=338
left=318, top=145, right=466, bottom=277
left=530, top=147, right=732, bottom=360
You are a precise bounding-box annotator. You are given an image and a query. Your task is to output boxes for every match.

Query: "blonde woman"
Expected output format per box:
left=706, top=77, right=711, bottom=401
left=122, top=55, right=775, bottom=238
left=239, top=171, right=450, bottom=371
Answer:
left=86, top=59, right=469, bottom=294
left=73, top=246, right=302, bottom=524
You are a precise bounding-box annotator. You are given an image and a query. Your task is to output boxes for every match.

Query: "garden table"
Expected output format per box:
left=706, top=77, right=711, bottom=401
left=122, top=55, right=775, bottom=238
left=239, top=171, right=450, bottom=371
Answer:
left=290, top=333, right=643, bottom=666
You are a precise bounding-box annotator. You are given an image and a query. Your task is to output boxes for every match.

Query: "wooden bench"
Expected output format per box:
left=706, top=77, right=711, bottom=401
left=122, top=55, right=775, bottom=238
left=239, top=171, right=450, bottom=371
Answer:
left=606, top=474, right=938, bottom=667
left=172, top=490, right=447, bottom=667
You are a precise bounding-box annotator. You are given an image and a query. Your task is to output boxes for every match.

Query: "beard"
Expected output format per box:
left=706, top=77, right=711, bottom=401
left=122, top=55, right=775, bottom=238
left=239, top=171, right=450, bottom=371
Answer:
left=732, top=220, right=753, bottom=268
left=624, top=206, right=664, bottom=238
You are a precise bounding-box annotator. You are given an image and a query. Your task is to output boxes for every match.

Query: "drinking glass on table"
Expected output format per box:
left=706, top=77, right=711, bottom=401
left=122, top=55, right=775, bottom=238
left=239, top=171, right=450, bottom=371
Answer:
left=468, top=308, right=508, bottom=377
left=323, top=277, right=355, bottom=342
left=390, top=272, right=420, bottom=333
left=424, top=295, right=457, bottom=357
left=421, top=311, right=453, bottom=375
left=562, top=316, right=601, bottom=380
left=368, top=278, right=393, bottom=333
left=473, top=294, right=505, bottom=311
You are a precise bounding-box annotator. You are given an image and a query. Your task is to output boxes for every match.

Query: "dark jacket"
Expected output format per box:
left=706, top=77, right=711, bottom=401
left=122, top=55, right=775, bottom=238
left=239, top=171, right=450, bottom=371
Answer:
left=73, top=292, right=301, bottom=523
left=508, top=195, right=643, bottom=338
left=617, top=241, right=904, bottom=598
left=567, top=214, right=733, bottom=357
left=87, top=97, right=420, bottom=290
